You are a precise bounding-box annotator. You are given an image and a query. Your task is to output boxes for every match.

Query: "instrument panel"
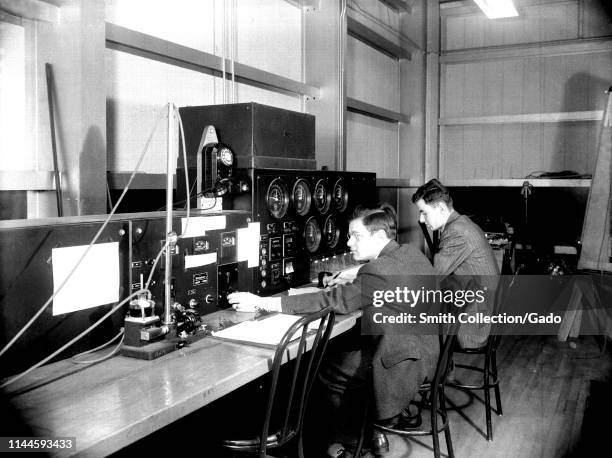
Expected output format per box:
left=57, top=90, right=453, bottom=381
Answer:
left=229, top=169, right=376, bottom=295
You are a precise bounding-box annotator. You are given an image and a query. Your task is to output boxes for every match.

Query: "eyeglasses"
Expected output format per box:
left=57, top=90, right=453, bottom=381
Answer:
left=347, top=231, right=367, bottom=241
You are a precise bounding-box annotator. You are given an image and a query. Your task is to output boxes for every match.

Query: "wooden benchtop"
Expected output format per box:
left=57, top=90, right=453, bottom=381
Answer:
left=3, top=308, right=360, bottom=457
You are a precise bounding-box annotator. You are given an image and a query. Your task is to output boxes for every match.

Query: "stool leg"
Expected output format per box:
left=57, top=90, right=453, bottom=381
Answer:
left=491, top=349, right=503, bottom=416
left=444, top=424, right=454, bottom=458
left=440, top=388, right=454, bottom=458
left=297, top=432, right=305, bottom=458
left=432, top=405, right=440, bottom=458
left=484, top=353, right=492, bottom=441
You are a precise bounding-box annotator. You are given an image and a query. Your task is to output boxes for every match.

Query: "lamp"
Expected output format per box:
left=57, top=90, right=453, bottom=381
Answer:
left=474, top=0, right=519, bottom=19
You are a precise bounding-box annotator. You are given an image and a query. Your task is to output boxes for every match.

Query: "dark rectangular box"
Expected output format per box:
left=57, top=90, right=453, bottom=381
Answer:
left=179, top=102, right=316, bottom=170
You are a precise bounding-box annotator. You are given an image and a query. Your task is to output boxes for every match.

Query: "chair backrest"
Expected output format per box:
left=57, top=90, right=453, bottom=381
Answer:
left=257, top=307, right=336, bottom=456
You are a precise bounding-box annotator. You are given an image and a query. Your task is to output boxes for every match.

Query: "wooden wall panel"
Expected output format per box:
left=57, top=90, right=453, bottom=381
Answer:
left=439, top=1, right=611, bottom=183
left=346, top=111, right=398, bottom=179
left=482, top=61, right=504, bottom=116
left=346, top=36, right=400, bottom=113
left=105, top=0, right=216, bottom=54
left=520, top=124, right=543, bottom=177
left=440, top=127, right=463, bottom=179
left=350, top=0, right=401, bottom=34
left=106, top=49, right=301, bottom=174
left=236, top=0, right=303, bottom=81
left=443, top=53, right=612, bottom=118
left=442, top=63, right=465, bottom=117
left=443, top=1, right=580, bottom=51
left=463, top=62, right=484, bottom=117
left=502, top=59, right=524, bottom=113
left=441, top=122, right=598, bottom=180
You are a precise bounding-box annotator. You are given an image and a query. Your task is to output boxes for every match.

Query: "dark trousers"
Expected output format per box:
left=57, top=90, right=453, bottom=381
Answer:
left=315, top=326, right=377, bottom=448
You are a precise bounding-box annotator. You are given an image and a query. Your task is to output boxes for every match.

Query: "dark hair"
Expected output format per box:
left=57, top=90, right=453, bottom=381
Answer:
left=351, top=203, right=397, bottom=240
left=412, top=179, right=453, bottom=208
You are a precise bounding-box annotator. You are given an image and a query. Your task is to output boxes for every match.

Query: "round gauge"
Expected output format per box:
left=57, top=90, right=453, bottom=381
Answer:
left=313, top=179, right=331, bottom=214
left=292, top=179, right=312, bottom=216
left=303, top=217, right=322, bottom=253
left=324, top=215, right=341, bottom=249
left=217, top=146, right=234, bottom=166
left=332, top=178, right=348, bottom=212
left=266, top=178, right=289, bottom=219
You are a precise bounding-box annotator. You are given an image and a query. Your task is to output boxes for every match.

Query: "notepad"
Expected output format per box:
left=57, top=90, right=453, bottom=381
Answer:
left=211, top=313, right=320, bottom=348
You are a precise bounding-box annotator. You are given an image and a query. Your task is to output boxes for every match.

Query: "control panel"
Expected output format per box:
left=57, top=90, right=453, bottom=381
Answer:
left=228, top=169, right=376, bottom=295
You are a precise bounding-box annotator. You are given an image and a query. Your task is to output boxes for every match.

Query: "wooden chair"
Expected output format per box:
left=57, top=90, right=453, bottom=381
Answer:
left=220, top=307, right=336, bottom=458
left=355, top=307, right=460, bottom=458
left=447, top=272, right=519, bottom=441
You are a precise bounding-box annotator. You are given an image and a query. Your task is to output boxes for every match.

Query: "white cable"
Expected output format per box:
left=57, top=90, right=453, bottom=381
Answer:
left=222, top=0, right=227, bottom=103
left=174, top=105, right=190, bottom=237
left=1, top=290, right=145, bottom=389
left=71, top=328, right=125, bottom=364
left=2, top=209, right=176, bottom=387
left=71, top=333, right=125, bottom=366
left=231, top=0, right=236, bottom=102
left=0, top=109, right=166, bottom=360
left=145, top=239, right=169, bottom=292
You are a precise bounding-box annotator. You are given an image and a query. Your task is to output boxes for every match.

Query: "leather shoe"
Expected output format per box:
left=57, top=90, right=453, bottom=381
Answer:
left=394, top=409, right=422, bottom=430
left=327, top=443, right=374, bottom=458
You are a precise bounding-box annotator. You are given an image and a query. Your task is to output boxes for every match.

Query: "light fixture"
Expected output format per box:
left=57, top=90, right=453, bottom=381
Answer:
left=474, top=0, right=519, bottom=19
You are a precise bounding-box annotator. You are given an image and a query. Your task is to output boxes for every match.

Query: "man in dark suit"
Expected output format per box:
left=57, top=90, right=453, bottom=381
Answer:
left=228, top=204, right=438, bottom=456
left=412, top=179, right=500, bottom=348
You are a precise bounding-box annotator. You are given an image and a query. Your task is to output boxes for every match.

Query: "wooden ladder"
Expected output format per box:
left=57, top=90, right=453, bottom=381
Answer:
left=557, top=87, right=612, bottom=341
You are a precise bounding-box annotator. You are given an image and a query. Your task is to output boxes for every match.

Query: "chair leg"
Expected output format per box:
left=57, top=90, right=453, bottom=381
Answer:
left=297, top=431, right=305, bottom=458
left=491, top=350, right=503, bottom=416
left=431, top=406, right=440, bottom=458
left=440, top=388, right=453, bottom=458
left=444, top=424, right=454, bottom=458
left=484, top=354, right=492, bottom=441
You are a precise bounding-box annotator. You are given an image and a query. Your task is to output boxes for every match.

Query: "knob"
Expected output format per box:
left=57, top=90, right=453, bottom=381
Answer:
left=261, top=270, right=267, bottom=278
left=205, top=294, right=214, bottom=304
left=260, top=280, right=267, bottom=288
left=188, top=299, right=198, bottom=308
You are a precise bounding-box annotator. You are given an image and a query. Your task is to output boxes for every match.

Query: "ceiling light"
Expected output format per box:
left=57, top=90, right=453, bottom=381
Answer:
left=474, top=0, right=519, bottom=19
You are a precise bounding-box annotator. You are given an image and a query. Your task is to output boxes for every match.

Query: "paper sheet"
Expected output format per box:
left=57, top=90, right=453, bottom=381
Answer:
left=211, top=313, right=320, bottom=347
left=52, top=242, right=120, bottom=315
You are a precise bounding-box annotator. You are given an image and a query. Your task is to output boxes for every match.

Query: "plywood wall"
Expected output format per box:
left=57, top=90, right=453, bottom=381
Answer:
left=439, top=0, right=612, bottom=181
left=105, top=0, right=302, bottom=174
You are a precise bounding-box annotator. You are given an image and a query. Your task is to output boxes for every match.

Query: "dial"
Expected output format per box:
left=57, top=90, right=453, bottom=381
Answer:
left=217, top=146, right=234, bottom=166
left=303, top=217, right=322, bottom=253
left=324, top=215, right=340, bottom=249
left=266, top=179, right=289, bottom=219
left=333, top=178, right=348, bottom=212
left=292, top=179, right=312, bottom=216
left=313, top=179, right=331, bottom=214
